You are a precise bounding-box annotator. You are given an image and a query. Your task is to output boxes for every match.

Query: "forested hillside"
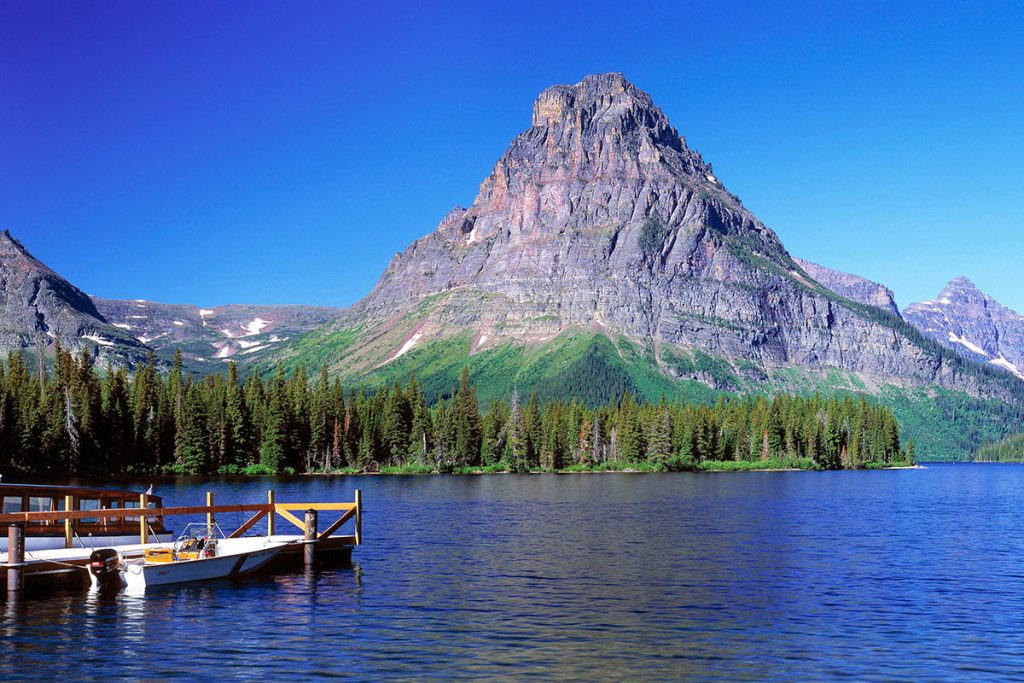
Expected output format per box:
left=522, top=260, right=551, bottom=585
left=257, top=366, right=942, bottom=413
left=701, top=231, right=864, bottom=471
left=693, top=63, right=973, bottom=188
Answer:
left=973, top=433, right=1024, bottom=462
left=0, top=343, right=911, bottom=476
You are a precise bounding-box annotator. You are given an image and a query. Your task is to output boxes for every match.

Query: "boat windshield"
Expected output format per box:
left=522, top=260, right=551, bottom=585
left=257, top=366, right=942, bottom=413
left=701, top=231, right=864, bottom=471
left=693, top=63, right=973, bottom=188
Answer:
left=173, top=522, right=226, bottom=546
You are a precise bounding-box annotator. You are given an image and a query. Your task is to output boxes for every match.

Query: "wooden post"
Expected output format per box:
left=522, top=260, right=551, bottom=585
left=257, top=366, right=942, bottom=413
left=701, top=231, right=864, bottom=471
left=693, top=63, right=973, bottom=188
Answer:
left=304, top=509, right=318, bottom=567
left=7, top=523, right=24, bottom=594
left=64, top=495, right=73, bottom=549
left=354, top=489, right=362, bottom=545
left=267, top=490, right=275, bottom=537
left=139, top=493, right=148, bottom=544
left=206, top=491, right=214, bottom=535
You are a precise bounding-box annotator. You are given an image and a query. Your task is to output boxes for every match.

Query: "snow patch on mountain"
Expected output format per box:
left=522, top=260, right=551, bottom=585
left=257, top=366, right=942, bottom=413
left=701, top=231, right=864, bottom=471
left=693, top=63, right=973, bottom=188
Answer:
left=243, top=318, right=269, bottom=336
left=991, top=356, right=1024, bottom=379
left=394, top=332, right=422, bottom=360
left=241, top=344, right=268, bottom=355
left=948, top=332, right=989, bottom=357
left=82, top=335, right=114, bottom=347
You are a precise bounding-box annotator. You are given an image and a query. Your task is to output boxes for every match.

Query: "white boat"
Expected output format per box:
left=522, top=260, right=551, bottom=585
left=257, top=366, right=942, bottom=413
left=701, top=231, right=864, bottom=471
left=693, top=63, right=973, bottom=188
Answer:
left=90, top=523, right=298, bottom=589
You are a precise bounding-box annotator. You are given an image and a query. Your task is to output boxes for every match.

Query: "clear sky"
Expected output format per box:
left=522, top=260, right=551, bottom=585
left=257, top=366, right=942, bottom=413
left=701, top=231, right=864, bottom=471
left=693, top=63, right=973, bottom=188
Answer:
left=2, top=1, right=1022, bottom=311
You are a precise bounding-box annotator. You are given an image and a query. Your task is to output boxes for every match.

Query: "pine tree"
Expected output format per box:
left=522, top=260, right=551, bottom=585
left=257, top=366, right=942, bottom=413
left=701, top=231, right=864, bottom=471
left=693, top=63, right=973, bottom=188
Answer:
left=506, top=389, right=527, bottom=473
left=175, top=382, right=208, bottom=474
left=260, top=387, right=286, bottom=474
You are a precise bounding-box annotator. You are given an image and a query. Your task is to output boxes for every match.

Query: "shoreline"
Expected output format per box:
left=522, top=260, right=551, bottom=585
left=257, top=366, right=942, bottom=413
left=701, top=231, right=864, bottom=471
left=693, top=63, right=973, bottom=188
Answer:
left=306, top=462, right=924, bottom=476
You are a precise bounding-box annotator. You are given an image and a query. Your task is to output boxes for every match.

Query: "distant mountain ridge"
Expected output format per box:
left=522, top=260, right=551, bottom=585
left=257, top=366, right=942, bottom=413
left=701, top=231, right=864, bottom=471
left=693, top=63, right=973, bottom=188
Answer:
left=91, top=298, right=343, bottom=367
left=904, top=277, right=1024, bottom=379
left=792, top=258, right=901, bottom=317
left=0, top=229, right=341, bottom=371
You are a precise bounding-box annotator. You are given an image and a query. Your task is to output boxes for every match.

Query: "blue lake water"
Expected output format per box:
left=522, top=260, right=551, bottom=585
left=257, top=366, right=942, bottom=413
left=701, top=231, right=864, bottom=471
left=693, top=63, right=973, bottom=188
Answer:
left=3, top=464, right=1024, bottom=681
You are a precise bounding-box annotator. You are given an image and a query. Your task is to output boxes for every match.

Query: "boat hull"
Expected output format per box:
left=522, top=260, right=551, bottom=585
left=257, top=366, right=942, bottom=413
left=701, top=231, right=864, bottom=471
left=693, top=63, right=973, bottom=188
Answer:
left=121, top=540, right=289, bottom=588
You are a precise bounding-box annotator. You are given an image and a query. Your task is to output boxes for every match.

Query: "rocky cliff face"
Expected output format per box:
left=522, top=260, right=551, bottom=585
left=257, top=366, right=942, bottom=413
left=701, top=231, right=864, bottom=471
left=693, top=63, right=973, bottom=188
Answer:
left=92, top=298, right=343, bottom=367
left=904, top=278, right=1024, bottom=379
left=793, top=258, right=901, bottom=316
left=0, top=230, right=150, bottom=367
left=305, top=73, right=1014, bottom=400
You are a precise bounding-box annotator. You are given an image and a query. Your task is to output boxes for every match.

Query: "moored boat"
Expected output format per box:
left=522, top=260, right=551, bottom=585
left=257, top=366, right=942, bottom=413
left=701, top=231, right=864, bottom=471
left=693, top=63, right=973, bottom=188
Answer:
left=90, top=522, right=298, bottom=589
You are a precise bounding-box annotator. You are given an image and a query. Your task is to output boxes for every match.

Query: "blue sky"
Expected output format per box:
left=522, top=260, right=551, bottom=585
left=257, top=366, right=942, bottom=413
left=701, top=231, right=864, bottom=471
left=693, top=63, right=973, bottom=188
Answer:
left=2, top=1, right=1022, bottom=311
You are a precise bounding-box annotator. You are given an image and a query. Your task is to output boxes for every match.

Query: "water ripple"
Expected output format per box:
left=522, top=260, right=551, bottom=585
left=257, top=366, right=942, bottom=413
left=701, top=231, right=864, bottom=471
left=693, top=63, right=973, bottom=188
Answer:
left=3, top=465, right=1024, bottom=680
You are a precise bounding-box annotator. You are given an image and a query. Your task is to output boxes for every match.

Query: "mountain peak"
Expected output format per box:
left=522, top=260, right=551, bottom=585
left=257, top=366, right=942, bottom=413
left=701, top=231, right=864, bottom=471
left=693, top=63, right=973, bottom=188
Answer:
left=0, top=230, right=149, bottom=366
left=943, top=275, right=980, bottom=293
left=0, top=229, right=31, bottom=255
left=904, top=276, right=1024, bottom=379
left=531, top=72, right=667, bottom=132
left=0, top=229, right=58, bottom=277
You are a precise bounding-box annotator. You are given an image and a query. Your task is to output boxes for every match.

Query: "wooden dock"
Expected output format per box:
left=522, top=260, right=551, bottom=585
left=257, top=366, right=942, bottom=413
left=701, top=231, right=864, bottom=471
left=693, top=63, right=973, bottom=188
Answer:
left=0, top=489, right=361, bottom=595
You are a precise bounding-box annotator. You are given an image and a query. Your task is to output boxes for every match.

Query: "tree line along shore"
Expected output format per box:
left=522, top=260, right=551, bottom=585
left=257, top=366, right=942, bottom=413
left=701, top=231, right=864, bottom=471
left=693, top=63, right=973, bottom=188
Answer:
left=0, top=345, right=915, bottom=477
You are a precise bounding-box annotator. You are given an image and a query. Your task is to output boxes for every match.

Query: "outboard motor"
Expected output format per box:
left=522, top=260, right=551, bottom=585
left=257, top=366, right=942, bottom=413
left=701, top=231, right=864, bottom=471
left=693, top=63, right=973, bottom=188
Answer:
left=88, top=548, right=121, bottom=588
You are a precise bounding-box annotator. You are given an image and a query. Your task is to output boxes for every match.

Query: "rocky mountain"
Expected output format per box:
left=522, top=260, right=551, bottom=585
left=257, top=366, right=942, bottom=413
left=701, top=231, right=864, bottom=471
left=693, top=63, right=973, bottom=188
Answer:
left=904, top=277, right=1024, bottom=379
left=279, top=73, right=1016, bottom=407
left=0, top=230, right=150, bottom=367
left=792, top=258, right=900, bottom=316
left=92, top=298, right=343, bottom=368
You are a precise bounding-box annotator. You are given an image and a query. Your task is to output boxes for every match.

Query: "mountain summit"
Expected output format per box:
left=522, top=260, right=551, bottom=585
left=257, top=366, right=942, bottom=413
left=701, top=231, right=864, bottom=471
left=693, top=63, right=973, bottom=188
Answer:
left=904, top=277, right=1024, bottom=379
left=349, top=73, right=797, bottom=347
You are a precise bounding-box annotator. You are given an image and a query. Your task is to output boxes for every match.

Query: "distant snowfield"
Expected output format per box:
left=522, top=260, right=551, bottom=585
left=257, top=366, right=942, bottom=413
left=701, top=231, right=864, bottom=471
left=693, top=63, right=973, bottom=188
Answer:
left=81, top=334, right=114, bottom=347
left=948, top=332, right=988, bottom=357
left=990, top=356, right=1024, bottom=379
left=112, top=323, right=131, bottom=329
left=394, top=332, right=423, bottom=360
left=244, top=318, right=269, bottom=336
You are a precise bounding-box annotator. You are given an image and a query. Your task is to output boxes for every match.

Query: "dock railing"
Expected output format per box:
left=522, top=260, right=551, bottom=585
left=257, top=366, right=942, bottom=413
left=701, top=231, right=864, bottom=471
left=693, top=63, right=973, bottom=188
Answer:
left=0, top=489, right=362, bottom=548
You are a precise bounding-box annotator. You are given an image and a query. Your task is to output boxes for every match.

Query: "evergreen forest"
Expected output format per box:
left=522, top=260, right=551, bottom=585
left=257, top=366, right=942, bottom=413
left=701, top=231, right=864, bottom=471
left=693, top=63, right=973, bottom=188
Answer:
left=0, top=345, right=914, bottom=477
left=973, top=432, right=1024, bottom=462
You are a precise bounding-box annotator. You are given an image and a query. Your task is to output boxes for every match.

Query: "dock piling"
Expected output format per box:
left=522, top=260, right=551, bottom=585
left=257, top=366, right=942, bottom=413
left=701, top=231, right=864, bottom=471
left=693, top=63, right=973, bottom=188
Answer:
left=139, top=493, right=148, bottom=544
left=206, top=491, right=214, bottom=535
left=6, top=523, right=24, bottom=594
left=304, top=509, right=318, bottom=567
left=64, top=495, right=73, bottom=549
left=267, top=490, right=275, bottom=536
left=355, top=489, right=362, bottom=545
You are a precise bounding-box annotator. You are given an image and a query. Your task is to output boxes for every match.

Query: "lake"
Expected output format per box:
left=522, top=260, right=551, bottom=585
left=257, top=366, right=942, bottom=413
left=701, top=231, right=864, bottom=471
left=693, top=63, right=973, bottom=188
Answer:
left=3, top=464, right=1024, bottom=681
